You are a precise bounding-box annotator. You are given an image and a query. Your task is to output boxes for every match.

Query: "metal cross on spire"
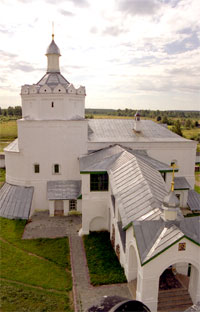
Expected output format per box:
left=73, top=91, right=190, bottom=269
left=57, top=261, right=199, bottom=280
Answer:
left=52, top=22, right=54, bottom=40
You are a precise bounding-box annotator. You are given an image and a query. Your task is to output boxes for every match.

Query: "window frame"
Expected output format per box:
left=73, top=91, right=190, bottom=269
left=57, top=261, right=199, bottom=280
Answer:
left=69, top=199, right=77, bottom=211
left=90, top=172, right=109, bottom=192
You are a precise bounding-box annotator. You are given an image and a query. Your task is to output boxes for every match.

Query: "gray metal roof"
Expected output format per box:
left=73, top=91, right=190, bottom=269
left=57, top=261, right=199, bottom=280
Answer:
left=46, top=39, right=61, bottom=55
left=0, top=183, right=34, bottom=219
left=133, top=216, right=200, bottom=265
left=187, top=190, right=200, bottom=211
left=4, top=139, right=19, bottom=153
left=88, top=119, right=190, bottom=143
left=110, top=153, right=167, bottom=228
left=80, top=144, right=172, bottom=173
left=37, top=72, right=69, bottom=87
left=174, top=177, right=191, bottom=190
left=184, top=302, right=200, bottom=312
left=47, top=180, right=81, bottom=200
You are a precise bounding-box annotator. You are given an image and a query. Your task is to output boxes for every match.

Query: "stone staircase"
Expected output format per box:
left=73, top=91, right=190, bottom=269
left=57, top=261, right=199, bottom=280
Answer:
left=158, top=288, right=193, bottom=312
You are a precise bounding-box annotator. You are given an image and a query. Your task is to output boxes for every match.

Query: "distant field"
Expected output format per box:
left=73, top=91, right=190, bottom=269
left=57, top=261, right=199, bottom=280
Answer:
left=0, top=120, right=17, bottom=141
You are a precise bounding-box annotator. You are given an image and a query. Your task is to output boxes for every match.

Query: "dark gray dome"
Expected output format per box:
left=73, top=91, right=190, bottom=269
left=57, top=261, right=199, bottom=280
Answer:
left=163, top=191, right=179, bottom=208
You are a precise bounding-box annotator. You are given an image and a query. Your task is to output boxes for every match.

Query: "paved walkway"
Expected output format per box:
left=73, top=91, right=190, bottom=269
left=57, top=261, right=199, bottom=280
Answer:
left=23, top=212, right=132, bottom=311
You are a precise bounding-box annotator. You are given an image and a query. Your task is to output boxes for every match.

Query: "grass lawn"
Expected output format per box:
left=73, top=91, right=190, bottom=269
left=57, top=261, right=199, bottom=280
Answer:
left=0, top=120, right=17, bottom=141
left=0, top=217, right=73, bottom=311
left=194, top=184, right=200, bottom=193
left=0, top=168, right=5, bottom=188
left=0, top=141, right=11, bottom=152
left=1, top=280, right=72, bottom=312
left=83, top=231, right=126, bottom=286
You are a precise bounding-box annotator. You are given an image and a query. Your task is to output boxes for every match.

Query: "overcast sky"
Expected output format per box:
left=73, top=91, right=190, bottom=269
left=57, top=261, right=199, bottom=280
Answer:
left=0, top=0, right=200, bottom=110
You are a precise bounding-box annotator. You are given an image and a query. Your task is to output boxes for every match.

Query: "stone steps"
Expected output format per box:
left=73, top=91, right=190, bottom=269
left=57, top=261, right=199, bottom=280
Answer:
left=158, top=288, right=193, bottom=312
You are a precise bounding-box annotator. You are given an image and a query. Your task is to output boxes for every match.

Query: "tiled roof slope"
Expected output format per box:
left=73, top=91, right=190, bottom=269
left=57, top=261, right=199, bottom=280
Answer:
left=188, top=190, right=200, bottom=211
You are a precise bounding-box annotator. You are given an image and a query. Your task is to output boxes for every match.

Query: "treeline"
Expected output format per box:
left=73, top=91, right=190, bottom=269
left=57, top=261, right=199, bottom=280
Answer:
left=85, top=108, right=200, bottom=119
left=0, top=106, right=22, bottom=117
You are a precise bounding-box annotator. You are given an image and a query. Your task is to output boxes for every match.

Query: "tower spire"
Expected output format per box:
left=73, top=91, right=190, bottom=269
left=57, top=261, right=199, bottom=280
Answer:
left=170, top=161, right=178, bottom=192
left=52, top=22, right=54, bottom=40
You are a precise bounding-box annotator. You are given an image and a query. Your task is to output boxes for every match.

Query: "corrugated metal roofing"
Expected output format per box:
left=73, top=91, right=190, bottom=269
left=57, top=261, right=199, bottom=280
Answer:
left=187, top=190, right=200, bottom=211
left=4, top=139, right=19, bottom=152
left=133, top=216, right=200, bottom=265
left=47, top=180, right=81, bottom=200
left=174, top=177, right=191, bottom=190
left=0, top=183, right=34, bottom=219
left=88, top=119, right=189, bottom=143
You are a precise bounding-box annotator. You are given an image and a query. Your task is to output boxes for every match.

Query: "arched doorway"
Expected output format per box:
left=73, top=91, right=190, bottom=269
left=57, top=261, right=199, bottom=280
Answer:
left=158, top=262, right=199, bottom=311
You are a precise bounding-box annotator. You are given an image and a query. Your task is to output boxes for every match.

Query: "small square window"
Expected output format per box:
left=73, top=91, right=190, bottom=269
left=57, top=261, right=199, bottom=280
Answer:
left=34, top=164, right=40, bottom=173
left=178, top=243, right=186, bottom=251
left=54, top=164, right=60, bottom=174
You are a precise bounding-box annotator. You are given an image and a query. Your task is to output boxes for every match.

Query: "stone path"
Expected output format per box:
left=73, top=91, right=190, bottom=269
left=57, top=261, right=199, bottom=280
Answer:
left=23, top=212, right=132, bottom=311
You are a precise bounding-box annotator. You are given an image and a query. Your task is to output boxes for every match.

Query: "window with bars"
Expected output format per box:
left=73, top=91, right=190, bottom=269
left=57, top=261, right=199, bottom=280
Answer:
left=90, top=173, right=109, bottom=191
left=69, top=200, right=77, bottom=211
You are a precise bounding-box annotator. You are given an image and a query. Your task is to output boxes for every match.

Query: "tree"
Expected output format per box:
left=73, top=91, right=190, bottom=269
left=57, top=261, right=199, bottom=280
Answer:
left=157, top=116, right=162, bottom=122
left=0, top=107, right=2, bottom=115
left=7, top=106, right=14, bottom=116
left=172, top=120, right=183, bottom=136
left=14, top=106, right=22, bottom=116
left=185, top=119, right=192, bottom=129
left=162, top=116, right=169, bottom=124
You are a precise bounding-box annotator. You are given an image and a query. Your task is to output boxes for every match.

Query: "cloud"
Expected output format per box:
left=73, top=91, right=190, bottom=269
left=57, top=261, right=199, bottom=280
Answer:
left=117, top=0, right=161, bottom=16
left=46, top=0, right=89, bottom=7
left=103, top=26, right=126, bottom=36
left=0, top=50, right=18, bottom=59
left=164, top=32, right=200, bottom=54
left=59, top=9, right=74, bottom=16
left=90, top=27, right=98, bottom=34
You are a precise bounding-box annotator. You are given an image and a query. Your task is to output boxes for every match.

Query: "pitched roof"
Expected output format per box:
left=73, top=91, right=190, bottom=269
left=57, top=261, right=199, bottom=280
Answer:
left=0, top=183, right=34, bottom=219
left=110, top=155, right=167, bottom=228
left=174, top=177, right=191, bottom=190
left=37, top=72, right=70, bottom=87
left=187, top=190, right=200, bottom=211
left=133, top=217, right=200, bottom=265
left=47, top=180, right=81, bottom=200
left=4, top=139, right=19, bottom=153
left=88, top=119, right=190, bottom=143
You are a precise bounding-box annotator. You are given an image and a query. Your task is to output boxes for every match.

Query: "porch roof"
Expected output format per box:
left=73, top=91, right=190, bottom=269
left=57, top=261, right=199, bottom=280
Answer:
left=133, top=216, right=200, bottom=265
left=47, top=180, right=81, bottom=200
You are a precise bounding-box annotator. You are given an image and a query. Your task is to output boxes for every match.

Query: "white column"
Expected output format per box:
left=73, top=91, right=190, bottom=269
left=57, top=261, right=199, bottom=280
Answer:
left=189, top=265, right=200, bottom=303
left=49, top=200, right=54, bottom=217
left=64, top=200, right=69, bottom=216
left=136, top=270, right=159, bottom=312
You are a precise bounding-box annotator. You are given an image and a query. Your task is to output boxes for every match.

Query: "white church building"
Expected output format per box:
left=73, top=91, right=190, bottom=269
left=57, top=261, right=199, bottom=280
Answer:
left=0, top=35, right=200, bottom=312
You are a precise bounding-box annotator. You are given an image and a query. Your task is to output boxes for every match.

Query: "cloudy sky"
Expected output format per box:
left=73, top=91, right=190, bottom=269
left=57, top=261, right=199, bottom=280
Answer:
left=0, top=0, right=200, bottom=110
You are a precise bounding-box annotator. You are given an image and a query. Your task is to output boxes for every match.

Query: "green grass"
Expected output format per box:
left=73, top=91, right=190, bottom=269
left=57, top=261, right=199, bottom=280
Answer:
left=0, top=141, right=11, bottom=152
left=0, top=120, right=17, bottom=140
left=182, top=128, right=200, bottom=140
left=1, top=280, right=73, bottom=312
left=195, top=172, right=200, bottom=183
left=194, top=184, right=200, bottom=194
left=0, top=217, right=73, bottom=310
left=0, top=168, right=5, bottom=188
left=83, top=231, right=126, bottom=285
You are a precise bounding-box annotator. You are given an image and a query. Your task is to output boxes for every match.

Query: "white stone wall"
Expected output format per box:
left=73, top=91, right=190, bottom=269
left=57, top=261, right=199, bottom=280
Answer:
left=5, top=119, right=88, bottom=215
left=21, top=91, right=85, bottom=120
left=81, top=174, right=110, bottom=234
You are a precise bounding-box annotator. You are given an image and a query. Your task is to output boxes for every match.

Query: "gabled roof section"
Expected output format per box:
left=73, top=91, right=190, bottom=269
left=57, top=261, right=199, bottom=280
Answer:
left=110, top=154, right=167, bottom=228
left=88, top=119, right=190, bottom=143
left=0, top=183, right=34, bottom=220
left=133, top=217, right=200, bottom=265
left=187, top=190, right=200, bottom=211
